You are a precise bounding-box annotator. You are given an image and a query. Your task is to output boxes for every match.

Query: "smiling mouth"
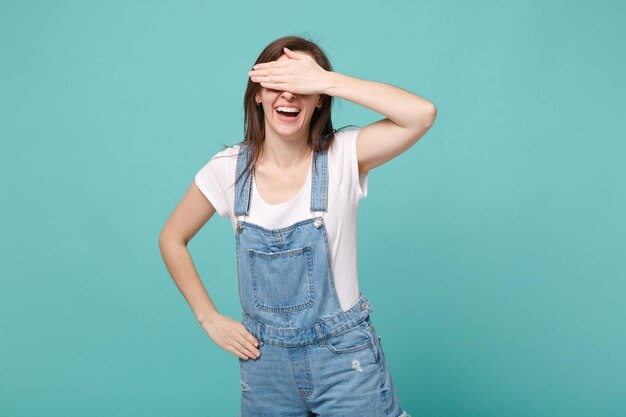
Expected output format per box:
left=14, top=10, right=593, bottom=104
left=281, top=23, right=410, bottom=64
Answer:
left=275, top=107, right=301, bottom=122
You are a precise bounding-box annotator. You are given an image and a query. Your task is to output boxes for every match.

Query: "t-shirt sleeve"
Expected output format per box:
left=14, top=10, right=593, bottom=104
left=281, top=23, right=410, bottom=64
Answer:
left=331, top=128, right=369, bottom=203
left=194, top=148, right=234, bottom=218
left=348, top=128, right=369, bottom=201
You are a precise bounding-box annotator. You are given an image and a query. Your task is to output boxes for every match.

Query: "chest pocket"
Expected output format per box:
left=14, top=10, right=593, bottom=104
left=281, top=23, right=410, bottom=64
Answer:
left=248, top=245, right=315, bottom=312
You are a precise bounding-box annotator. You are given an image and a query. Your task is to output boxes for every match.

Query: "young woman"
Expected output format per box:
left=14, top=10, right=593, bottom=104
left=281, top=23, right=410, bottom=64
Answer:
left=159, top=35, right=436, bottom=417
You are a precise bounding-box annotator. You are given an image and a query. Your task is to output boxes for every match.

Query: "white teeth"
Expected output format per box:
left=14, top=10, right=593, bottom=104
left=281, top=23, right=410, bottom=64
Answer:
left=276, top=106, right=301, bottom=113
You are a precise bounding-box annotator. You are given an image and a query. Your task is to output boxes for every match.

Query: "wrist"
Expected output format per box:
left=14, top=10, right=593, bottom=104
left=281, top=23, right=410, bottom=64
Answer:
left=323, top=70, right=342, bottom=96
left=197, top=311, right=220, bottom=326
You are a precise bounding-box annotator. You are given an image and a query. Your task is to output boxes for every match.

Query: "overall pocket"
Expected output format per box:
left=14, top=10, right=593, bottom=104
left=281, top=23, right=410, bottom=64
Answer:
left=365, top=320, right=382, bottom=365
left=325, top=321, right=376, bottom=356
left=249, top=245, right=315, bottom=312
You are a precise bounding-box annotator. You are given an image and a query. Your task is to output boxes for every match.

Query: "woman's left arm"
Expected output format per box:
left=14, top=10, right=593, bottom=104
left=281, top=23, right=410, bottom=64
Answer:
left=324, top=71, right=437, bottom=176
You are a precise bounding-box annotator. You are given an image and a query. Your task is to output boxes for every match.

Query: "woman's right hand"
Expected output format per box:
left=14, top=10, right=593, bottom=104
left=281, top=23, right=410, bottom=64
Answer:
left=201, top=314, right=261, bottom=360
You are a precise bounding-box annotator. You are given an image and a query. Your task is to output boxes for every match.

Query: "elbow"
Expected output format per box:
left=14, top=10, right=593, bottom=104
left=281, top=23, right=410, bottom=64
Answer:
left=412, top=102, right=437, bottom=130
left=424, top=103, right=437, bottom=128
left=159, top=231, right=182, bottom=251
left=159, top=231, right=191, bottom=250
left=158, top=227, right=169, bottom=247
left=158, top=232, right=169, bottom=253
left=406, top=103, right=437, bottom=142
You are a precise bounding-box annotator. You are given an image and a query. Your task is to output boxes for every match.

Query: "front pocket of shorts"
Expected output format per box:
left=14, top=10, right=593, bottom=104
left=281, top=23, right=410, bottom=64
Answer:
left=365, top=320, right=381, bottom=364
left=325, top=322, right=375, bottom=354
left=249, top=245, right=314, bottom=312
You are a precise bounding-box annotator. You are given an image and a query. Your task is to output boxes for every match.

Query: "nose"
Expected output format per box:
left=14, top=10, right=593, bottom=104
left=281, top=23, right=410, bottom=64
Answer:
left=280, top=90, right=296, bottom=99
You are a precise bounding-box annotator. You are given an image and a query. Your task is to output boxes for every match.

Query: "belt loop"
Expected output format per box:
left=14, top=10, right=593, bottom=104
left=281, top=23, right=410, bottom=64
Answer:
left=314, top=322, right=324, bottom=341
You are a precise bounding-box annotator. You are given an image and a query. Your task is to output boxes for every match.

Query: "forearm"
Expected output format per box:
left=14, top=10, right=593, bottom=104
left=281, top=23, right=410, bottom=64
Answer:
left=159, top=239, right=220, bottom=325
left=323, top=71, right=436, bottom=129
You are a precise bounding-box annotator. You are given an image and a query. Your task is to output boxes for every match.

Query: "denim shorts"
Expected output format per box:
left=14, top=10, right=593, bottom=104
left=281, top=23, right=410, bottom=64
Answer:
left=238, top=315, right=410, bottom=417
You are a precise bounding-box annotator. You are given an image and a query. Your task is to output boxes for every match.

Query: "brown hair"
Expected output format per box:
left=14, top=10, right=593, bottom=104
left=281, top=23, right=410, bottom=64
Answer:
left=213, top=35, right=356, bottom=193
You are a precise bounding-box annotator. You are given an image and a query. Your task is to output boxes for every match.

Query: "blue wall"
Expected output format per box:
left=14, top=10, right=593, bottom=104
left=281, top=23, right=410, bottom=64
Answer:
left=1, top=1, right=624, bottom=416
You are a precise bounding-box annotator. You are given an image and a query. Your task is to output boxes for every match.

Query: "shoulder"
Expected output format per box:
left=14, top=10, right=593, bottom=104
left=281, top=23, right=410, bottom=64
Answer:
left=333, top=127, right=360, bottom=141
left=328, top=127, right=361, bottom=160
left=213, top=144, right=242, bottom=160
left=195, top=144, right=242, bottom=185
left=201, top=144, right=241, bottom=169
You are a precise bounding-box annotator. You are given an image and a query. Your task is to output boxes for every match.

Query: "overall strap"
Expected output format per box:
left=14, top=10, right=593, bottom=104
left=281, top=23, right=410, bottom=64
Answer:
left=234, top=143, right=253, bottom=217
left=310, top=149, right=328, bottom=212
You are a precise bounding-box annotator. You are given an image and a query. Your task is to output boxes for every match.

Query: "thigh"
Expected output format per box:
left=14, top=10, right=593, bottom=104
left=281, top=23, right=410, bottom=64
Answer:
left=239, top=342, right=311, bottom=417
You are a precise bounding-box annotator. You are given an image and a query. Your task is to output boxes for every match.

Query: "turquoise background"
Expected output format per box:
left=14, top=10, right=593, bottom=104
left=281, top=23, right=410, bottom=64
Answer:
left=1, top=1, right=625, bottom=416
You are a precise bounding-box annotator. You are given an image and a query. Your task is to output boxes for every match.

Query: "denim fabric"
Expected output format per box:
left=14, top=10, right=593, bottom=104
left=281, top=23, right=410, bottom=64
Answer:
left=233, top=143, right=410, bottom=417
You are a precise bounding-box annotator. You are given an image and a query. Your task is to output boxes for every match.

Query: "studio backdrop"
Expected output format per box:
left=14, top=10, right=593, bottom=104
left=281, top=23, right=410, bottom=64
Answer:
left=1, top=1, right=624, bottom=416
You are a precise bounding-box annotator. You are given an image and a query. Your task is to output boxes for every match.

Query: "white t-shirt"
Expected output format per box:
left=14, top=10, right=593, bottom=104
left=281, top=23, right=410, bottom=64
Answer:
left=194, top=127, right=369, bottom=312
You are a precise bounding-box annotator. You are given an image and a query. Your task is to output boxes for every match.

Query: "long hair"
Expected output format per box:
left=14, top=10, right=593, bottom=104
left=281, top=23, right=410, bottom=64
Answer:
left=208, top=35, right=357, bottom=196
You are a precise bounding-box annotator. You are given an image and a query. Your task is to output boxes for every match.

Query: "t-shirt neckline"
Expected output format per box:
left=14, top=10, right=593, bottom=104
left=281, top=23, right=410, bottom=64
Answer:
left=252, top=155, right=313, bottom=207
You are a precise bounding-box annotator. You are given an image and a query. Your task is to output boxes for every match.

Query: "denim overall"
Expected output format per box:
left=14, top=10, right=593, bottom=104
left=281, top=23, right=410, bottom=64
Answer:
left=234, top=143, right=409, bottom=417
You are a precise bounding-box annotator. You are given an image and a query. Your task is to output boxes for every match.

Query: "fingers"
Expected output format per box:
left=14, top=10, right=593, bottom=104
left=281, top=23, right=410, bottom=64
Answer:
left=232, top=328, right=260, bottom=360
left=249, top=71, right=288, bottom=90
left=243, top=330, right=260, bottom=349
left=250, top=73, right=277, bottom=83
left=249, top=71, right=278, bottom=86
left=249, top=68, right=281, bottom=80
left=260, top=83, right=292, bottom=93
left=252, top=61, right=287, bottom=70
left=233, top=340, right=260, bottom=361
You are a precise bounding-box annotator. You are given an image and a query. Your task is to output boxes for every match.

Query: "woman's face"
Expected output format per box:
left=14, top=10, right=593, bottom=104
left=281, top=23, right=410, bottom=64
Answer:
left=254, top=53, right=322, bottom=138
